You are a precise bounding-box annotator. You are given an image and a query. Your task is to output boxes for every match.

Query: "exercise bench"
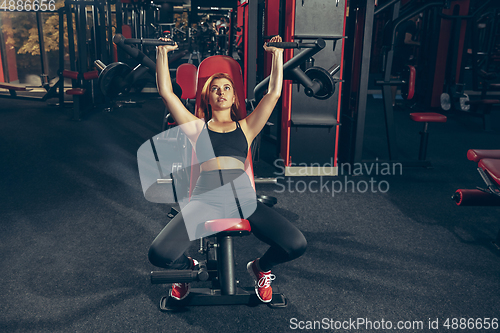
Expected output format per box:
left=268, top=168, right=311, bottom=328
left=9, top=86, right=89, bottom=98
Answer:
left=453, top=149, right=500, bottom=249
left=0, top=82, right=34, bottom=98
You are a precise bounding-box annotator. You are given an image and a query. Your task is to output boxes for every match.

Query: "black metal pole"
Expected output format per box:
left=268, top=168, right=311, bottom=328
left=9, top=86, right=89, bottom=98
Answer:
left=247, top=0, right=258, bottom=100
left=374, top=0, right=401, bottom=15
left=77, top=2, right=87, bottom=73
left=36, top=12, right=50, bottom=85
left=418, top=123, right=429, bottom=161
left=116, top=1, right=124, bottom=61
left=58, top=7, right=65, bottom=106
left=0, top=15, right=8, bottom=82
left=353, top=0, right=375, bottom=162
left=381, top=1, right=400, bottom=161
left=66, top=2, right=76, bottom=74
left=217, top=235, right=236, bottom=295
left=91, top=5, right=99, bottom=65
left=228, top=9, right=236, bottom=58
left=97, top=1, right=108, bottom=64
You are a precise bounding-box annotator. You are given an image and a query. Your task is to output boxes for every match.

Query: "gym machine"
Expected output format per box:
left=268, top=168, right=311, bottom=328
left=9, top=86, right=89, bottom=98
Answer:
left=0, top=2, right=108, bottom=121
left=453, top=149, right=500, bottom=250
left=438, top=1, right=473, bottom=114
left=241, top=0, right=347, bottom=176
left=278, top=0, right=346, bottom=176
left=340, top=0, right=453, bottom=166
left=469, top=3, right=500, bottom=94
left=378, top=1, right=450, bottom=166
left=138, top=54, right=287, bottom=310
left=424, top=0, right=500, bottom=132
left=464, top=1, right=500, bottom=131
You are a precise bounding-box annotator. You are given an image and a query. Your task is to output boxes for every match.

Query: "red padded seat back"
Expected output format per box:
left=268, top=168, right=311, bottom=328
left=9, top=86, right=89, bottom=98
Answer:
left=195, top=55, right=246, bottom=120
left=176, top=63, right=197, bottom=100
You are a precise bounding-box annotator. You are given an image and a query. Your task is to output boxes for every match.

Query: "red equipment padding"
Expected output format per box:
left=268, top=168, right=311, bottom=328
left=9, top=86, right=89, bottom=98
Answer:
left=83, top=70, right=99, bottom=80
left=205, top=218, right=252, bottom=233
left=409, top=112, right=447, bottom=123
left=176, top=63, right=197, bottom=100
left=66, top=88, right=85, bottom=95
left=122, top=25, right=132, bottom=39
left=113, top=43, right=118, bottom=63
left=401, top=65, right=416, bottom=100
left=62, top=70, right=79, bottom=80
left=0, top=83, right=29, bottom=91
left=407, top=65, right=415, bottom=99
left=465, top=99, right=500, bottom=105
left=453, top=189, right=500, bottom=206
left=195, top=55, right=246, bottom=118
left=478, top=159, right=500, bottom=186
left=467, top=149, right=500, bottom=162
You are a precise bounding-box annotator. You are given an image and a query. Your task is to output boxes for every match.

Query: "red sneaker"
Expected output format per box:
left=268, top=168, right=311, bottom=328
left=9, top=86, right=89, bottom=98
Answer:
left=169, top=258, right=198, bottom=301
left=247, top=259, right=276, bottom=303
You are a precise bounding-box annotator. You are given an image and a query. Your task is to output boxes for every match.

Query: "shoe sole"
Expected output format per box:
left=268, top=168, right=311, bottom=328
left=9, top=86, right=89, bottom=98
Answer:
left=247, top=261, right=272, bottom=303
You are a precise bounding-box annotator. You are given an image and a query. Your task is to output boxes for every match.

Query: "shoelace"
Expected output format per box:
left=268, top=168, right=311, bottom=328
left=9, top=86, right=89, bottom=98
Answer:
left=257, top=273, right=276, bottom=288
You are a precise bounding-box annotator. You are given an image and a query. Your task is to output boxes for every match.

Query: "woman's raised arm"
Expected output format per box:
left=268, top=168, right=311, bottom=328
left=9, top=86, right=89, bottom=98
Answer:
left=156, top=39, right=201, bottom=138
left=242, top=36, right=284, bottom=142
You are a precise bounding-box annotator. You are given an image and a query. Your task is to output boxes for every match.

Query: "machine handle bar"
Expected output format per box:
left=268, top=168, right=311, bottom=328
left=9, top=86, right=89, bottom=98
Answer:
left=266, top=42, right=321, bottom=49
left=123, top=38, right=176, bottom=46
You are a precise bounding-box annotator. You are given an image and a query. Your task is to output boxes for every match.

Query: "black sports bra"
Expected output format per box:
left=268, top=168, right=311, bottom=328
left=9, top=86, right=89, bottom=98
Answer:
left=195, top=121, right=248, bottom=163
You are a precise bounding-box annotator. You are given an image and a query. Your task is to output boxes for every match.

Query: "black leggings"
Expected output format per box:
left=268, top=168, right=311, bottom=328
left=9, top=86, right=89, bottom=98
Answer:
left=148, top=170, right=307, bottom=271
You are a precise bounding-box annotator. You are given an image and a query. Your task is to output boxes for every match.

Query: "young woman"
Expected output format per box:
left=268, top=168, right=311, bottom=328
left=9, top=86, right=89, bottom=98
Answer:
left=149, top=36, right=307, bottom=303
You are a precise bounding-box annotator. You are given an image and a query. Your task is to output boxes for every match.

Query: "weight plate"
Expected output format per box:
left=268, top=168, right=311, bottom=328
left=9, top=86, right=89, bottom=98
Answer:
left=440, top=93, right=451, bottom=111
left=98, top=62, right=133, bottom=99
left=459, top=93, right=470, bottom=112
left=304, top=67, right=335, bottom=100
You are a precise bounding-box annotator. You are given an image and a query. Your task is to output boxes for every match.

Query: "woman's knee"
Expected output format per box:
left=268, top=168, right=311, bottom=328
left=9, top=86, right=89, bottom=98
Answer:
left=148, top=244, right=168, bottom=268
left=148, top=242, right=191, bottom=270
left=289, top=233, right=307, bottom=260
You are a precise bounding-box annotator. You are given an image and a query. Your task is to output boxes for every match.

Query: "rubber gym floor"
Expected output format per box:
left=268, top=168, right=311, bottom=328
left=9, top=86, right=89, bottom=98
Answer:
left=1, top=92, right=499, bottom=333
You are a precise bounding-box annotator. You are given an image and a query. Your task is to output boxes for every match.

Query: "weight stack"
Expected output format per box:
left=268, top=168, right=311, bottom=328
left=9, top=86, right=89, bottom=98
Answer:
left=281, top=0, right=347, bottom=176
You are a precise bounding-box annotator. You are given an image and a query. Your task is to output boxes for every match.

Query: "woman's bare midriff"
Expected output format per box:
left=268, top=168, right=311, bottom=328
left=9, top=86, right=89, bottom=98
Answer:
left=200, top=156, right=245, bottom=171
